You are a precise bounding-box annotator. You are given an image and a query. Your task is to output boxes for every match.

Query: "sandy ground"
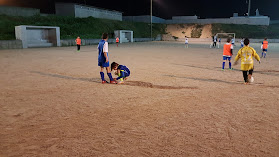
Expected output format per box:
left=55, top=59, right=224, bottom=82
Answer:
left=165, top=24, right=212, bottom=38
left=1, top=41, right=279, bottom=157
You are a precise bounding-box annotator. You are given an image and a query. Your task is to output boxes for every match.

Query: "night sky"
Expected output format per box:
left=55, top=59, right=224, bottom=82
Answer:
left=1, top=0, right=279, bottom=19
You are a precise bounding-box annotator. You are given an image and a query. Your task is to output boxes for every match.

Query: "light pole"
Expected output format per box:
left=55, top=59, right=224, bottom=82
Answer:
left=248, top=0, right=251, bottom=16
left=151, top=0, right=152, bottom=41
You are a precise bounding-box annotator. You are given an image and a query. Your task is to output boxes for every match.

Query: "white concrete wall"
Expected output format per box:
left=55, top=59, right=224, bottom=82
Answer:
left=123, top=15, right=270, bottom=26
left=26, top=29, right=44, bottom=43
left=73, top=4, right=122, bottom=21
left=0, top=40, right=23, bottom=49
left=114, top=30, right=120, bottom=39
left=0, top=6, right=40, bottom=17
left=172, top=16, right=198, bottom=20
left=15, top=26, right=28, bottom=48
left=121, top=30, right=133, bottom=43
left=15, top=25, right=61, bottom=48
left=166, top=16, right=270, bottom=25
left=114, top=30, right=133, bottom=43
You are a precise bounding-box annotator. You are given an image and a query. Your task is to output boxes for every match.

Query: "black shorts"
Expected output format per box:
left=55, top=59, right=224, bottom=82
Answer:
left=242, top=69, right=253, bottom=83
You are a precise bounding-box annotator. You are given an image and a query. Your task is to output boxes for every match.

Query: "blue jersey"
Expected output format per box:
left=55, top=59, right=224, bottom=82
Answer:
left=117, top=65, right=130, bottom=80
left=98, top=40, right=109, bottom=67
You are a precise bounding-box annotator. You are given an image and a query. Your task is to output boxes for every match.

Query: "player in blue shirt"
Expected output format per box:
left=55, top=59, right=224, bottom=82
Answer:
left=111, top=62, right=130, bottom=84
left=217, top=38, right=221, bottom=48
left=98, top=33, right=117, bottom=84
left=240, top=38, right=244, bottom=48
left=231, top=38, right=235, bottom=45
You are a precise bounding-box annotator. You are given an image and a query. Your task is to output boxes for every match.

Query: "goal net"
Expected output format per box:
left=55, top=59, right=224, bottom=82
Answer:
left=114, top=30, right=134, bottom=43
left=210, top=33, right=236, bottom=48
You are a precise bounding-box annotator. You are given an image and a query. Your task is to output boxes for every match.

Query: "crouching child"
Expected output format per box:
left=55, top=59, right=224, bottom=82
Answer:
left=111, top=62, right=130, bottom=84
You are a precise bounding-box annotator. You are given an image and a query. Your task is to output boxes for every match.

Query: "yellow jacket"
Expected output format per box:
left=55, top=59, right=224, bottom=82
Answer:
left=235, top=46, right=260, bottom=71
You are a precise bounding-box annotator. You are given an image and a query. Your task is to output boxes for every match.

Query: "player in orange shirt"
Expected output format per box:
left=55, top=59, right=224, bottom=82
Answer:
left=75, top=36, right=81, bottom=52
left=116, top=36, right=119, bottom=47
left=261, top=38, right=268, bottom=58
left=222, top=38, right=234, bottom=70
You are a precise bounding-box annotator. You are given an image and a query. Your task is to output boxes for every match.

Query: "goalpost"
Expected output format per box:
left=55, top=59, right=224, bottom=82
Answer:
left=210, top=33, right=236, bottom=48
left=114, top=30, right=134, bottom=43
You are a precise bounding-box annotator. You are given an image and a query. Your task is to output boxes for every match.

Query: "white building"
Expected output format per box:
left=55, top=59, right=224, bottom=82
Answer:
left=55, top=3, right=122, bottom=21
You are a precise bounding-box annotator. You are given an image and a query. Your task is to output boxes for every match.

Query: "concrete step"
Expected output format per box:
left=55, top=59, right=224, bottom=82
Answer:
left=121, top=37, right=129, bottom=43
left=28, top=43, right=53, bottom=48
left=28, top=40, right=50, bottom=43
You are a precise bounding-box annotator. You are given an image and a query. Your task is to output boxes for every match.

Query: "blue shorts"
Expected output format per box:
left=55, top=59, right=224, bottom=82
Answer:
left=118, top=72, right=130, bottom=80
left=120, top=71, right=130, bottom=78
left=124, top=72, right=130, bottom=78
left=98, top=61, right=109, bottom=67
left=223, top=56, right=231, bottom=61
left=263, top=49, right=267, bottom=52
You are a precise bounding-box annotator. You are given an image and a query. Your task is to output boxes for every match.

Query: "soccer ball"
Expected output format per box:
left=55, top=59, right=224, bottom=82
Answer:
left=117, top=80, right=124, bottom=84
left=249, top=76, right=254, bottom=83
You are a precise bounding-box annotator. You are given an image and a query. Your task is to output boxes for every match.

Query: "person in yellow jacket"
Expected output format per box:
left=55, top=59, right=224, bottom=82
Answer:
left=234, top=38, right=261, bottom=84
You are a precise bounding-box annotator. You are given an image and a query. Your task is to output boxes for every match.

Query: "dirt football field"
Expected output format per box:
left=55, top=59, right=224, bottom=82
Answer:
left=1, top=41, right=279, bottom=156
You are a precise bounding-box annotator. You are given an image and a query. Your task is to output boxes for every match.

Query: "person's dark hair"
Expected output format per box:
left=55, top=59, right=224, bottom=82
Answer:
left=244, top=38, right=250, bottom=45
left=102, top=33, right=108, bottom=39
left=111, top=62, right=118, bottom=71
left=227, top=38, right=231, bottom=43
left=264, top=37, right=267, bottom=40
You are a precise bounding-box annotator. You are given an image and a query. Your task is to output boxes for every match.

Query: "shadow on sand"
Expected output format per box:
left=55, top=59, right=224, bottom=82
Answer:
left=30, top=71, right=100, bottom=83
left=124, top=81, right=198, bottom=90
left=163, top=74, right=237, bottom=85
left=31, top=71, right=198, bottom=90
left=172, top=63, right=279, bottom=77
left=163, top=74, right=279, bottom=88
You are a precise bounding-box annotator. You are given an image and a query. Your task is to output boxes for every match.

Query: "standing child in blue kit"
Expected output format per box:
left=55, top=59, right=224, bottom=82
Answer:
left=98, top=33, right=117, bottom=84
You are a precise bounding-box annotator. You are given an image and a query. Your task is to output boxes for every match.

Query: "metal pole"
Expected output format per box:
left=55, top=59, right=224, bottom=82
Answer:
left=248, top=0, right=251, bottom=16
left=151, top=0, right=152, bottom=41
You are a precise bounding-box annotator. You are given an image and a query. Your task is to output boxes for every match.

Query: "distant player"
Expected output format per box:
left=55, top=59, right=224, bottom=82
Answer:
left=111, top=62, right=130, bottom=84
left=231, top=38, right=235, bottom=46
left=261, top=38, right=268, bottom=58
left=234, top=38, right=260, bottom=84
left=98, top=33, right=117, bottom=84
left=213, top=35, right=217, bottom=48
left=217, top=38, right=221, bottom=48
left=185, top=36, right=188, bottom=48
left=116, top=36, right=119, bottom=47
left=222, top=38, right=234, bottom=70
left=210, top=36, right=214, bottom=48
left=240, top=38, right=244, bottom=48
left=75, top=36, right=81, bottom=52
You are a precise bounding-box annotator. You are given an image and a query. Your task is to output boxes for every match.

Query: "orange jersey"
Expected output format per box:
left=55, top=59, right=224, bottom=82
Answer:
left=262, top=40, right=268, bottom=49
left=116, top=37, right=119, bottom=43
left=76, top=38, right=81, bottom=45
left=223, top=43, right=233, bottom=56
